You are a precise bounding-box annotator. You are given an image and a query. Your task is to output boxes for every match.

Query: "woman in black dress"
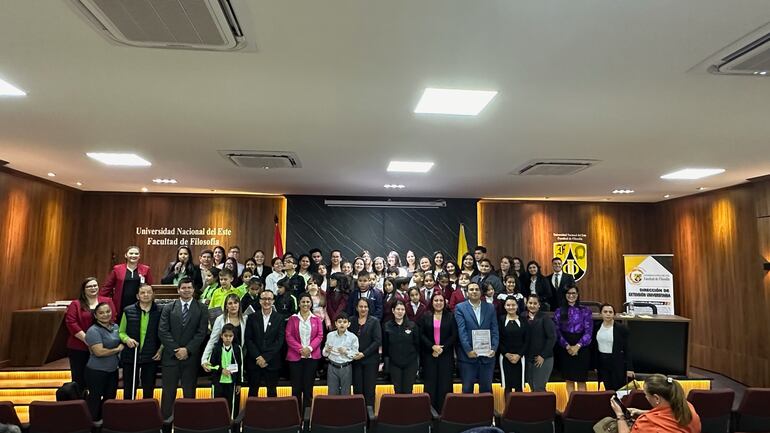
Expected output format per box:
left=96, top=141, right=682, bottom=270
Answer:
left=498, top=296, right=529, bottom=393
left=418, top=292, right=457, bottom=411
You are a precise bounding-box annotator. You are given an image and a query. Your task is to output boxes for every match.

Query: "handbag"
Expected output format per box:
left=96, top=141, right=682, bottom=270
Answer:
left=593, top=417, right=619, bottom=433
left=594, top=416, right=632, bottom=433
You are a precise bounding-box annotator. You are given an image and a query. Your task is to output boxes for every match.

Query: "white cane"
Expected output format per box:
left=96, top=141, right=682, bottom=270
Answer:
left=131, top=344, right=138, bottom=400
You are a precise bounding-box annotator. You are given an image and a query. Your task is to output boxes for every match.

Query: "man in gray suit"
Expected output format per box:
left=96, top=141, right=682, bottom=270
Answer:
left=158, top=277, right=208, bottom=419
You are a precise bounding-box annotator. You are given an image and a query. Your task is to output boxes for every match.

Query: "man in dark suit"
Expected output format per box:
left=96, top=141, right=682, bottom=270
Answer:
left=244, top=289, right=285, bottom=397
left=158, top=277, right=208, bottom=420
left=454, top=281, right=499, bottom=393
left=547, top=257, right=576, bottom=309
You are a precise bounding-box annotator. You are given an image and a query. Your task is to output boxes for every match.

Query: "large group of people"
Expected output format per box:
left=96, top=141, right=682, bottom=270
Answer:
left=65, top=243, right=640, bottom=421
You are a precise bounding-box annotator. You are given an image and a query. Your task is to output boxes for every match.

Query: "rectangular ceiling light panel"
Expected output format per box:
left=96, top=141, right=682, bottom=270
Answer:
left=387, top=161, right=434, bottom=173
left=660, top=168, right=725, bottom=180
left=414, top=88, right=497, bottom=115
left=87, top=152, right=152, bottom=166
left=0, top=77, right=26, bottom=96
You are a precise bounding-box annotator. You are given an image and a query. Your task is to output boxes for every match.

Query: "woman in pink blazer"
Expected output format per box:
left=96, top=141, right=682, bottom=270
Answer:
left=100, top=246, right=153, bottom=316
left=285, top=292, right=324, bottom=408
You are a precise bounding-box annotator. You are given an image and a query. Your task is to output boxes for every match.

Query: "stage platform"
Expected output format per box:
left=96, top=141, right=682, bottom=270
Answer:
left=0, top=361, right=712, bottom=423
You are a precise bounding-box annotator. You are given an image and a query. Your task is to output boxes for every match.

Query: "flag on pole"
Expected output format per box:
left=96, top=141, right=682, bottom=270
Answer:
left=457, top=223, right=468, bottom=262
left=273, top=215, right=284, bottom=259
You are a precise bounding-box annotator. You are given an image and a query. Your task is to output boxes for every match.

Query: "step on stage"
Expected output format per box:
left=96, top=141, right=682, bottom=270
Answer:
left=0, top=363, right=711, bottom=423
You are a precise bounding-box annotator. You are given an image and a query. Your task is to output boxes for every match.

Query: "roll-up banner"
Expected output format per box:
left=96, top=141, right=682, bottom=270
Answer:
left=623, top=254, right=675, bottom=315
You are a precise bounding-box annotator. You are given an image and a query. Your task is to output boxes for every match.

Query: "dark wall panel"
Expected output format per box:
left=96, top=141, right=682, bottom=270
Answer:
left=287, top=196, right=477, bottom=262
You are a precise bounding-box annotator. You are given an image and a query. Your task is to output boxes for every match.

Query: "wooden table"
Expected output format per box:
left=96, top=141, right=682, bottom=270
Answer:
left=9, top=309, right=68, bottom=367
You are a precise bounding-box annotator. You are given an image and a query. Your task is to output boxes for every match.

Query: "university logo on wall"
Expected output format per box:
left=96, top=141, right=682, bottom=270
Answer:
left=553, top=240, right=588, bottom=281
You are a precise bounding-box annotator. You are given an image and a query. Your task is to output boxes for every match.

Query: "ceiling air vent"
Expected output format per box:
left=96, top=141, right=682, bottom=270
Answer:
left=218, top=150, right=302, bottom=169
left=694, top=22, right=770, bottom=76
left=71, top=0, right=246, bottom=51
left=514, top=159, right=598, bottom=176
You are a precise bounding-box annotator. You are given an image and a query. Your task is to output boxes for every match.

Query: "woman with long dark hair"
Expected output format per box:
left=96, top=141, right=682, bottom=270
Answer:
left=553, top=284, right=592, bottom=395
left=251, top=249, right=272, bottom=281
left=161, top=246, right=196, bottom=285
left=65, top=277, right=116, bottom=389
left=522, top=260, right=551, bottom=310
left=444, top=260, right=460, bottom=284
left=404, top=250, right=418, bottom=275
left=432, top=251, right=445, bottom=278
left=460, top=252, right=478, bottom=278
left=418, top=292, right=456, bottom=411
left=325, top=273, right=350, bottom=329
left=223, top=257, right=242, bottom=287
left=213, top=245, right=226, bottom=268
left=285, top=293, right=324, bottom=408
left=499, top=296, right=528, bottom=394
left=349, top=298, right=382, bottom=408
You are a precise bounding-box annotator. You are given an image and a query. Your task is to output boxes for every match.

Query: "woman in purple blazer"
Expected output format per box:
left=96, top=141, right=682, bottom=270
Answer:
left=285, top=293, right=324, bottom=408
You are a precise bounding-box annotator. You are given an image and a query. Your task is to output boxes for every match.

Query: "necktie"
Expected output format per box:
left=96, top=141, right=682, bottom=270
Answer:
left=556, top=274, right=561, bottom=288
left=182, top=303, right=190, bottom=326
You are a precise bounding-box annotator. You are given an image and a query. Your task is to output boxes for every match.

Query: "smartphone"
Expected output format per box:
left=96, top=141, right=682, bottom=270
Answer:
left=612, top=395, right=632, bottom=419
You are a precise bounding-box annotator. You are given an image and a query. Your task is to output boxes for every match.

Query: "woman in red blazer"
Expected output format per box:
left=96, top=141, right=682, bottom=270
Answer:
left=100, top=246, right=153, bottom=316
left=285, top=293, right=324, bottom=408
left=65, top=277, right=116, bottom=388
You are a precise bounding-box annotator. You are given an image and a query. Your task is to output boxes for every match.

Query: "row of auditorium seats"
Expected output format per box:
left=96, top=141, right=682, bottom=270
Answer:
left=0, top=388, right=767, bottom=433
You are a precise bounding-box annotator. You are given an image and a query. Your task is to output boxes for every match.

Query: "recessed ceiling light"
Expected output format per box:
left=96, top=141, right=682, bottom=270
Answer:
left=47, top=172, right=56, bottom=177
left=663, top=194, right=671, bottom=198
left=75, top=182, right=83, bottom=186
left=387, top=161, right=434, bottom=173
left=761, top=71, right=768, bottom=75
left=152, top=178, right=178, bottom=184
left=612, top=189, right=634, bottom=194
left=697, top=187, right=707, bottom=191
left=660, top=168, right=725, bottom=180
left=384, top=184, right=406, bottom=189
left=0, top=77, right=26, bottom=96
left=414, top=88, right=498, bottom=116
left=87, top=152, right=151, bottom=166
left=141, top=187, right=149, bottom=192
left=602, top=198, right=611, bottom=201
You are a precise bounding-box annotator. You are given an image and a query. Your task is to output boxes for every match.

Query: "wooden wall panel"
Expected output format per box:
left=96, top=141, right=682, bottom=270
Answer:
left=0, top=169, right=82, bottom=364
left=76, top=193, right=286, bottom=284
left=478, top=200, right=656, bottom=309
left=656, top=183, right=770, bottom=387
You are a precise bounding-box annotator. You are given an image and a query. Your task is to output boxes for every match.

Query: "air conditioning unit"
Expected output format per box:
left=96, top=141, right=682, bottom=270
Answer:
left=218, top=150, right=302, bottom=169
left=324, top=200, right=447, bottom=209
left=70, top=0, right=248, bottom=51
left=513, top=159, right=598, bottom=176
left=693, top=22, right=770, bottom=76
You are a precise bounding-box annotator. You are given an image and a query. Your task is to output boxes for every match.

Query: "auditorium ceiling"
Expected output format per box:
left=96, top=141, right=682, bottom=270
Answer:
left=1, top=1, right=769, bottom=202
